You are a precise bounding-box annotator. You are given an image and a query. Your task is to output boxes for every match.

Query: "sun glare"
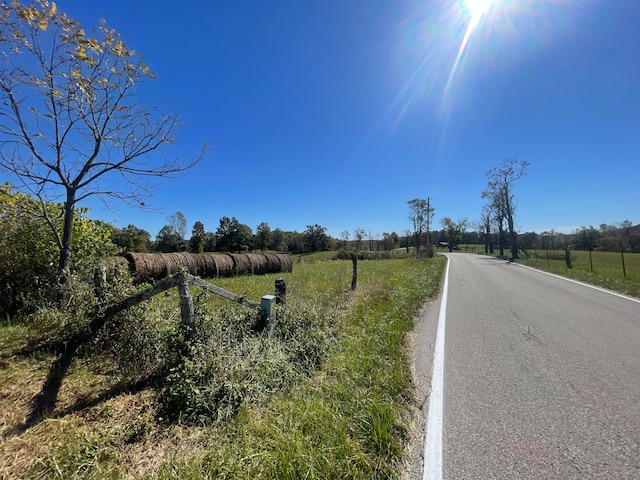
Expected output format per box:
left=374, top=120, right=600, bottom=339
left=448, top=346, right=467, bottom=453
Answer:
left=443, top=0, right=494, bottom=100
left=465, top=0, right=493, bottom=17
left=465, top=0, right=493, bottom=28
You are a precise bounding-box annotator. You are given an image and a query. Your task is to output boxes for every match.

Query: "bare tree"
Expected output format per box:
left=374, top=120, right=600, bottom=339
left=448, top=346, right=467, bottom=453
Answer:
left=483, top=158, right=528, bottom=259
left=0, top=1, right=208, bottom=282
left=168, top=212, right=187, bottom=241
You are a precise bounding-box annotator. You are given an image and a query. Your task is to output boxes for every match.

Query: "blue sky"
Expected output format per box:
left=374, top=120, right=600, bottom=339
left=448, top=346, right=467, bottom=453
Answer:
left=55, top=0, right=638, bottom=238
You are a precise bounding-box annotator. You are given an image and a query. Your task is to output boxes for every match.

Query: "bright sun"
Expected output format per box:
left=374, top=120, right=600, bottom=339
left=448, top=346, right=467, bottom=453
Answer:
left=464, top=0, right=493, bottom=23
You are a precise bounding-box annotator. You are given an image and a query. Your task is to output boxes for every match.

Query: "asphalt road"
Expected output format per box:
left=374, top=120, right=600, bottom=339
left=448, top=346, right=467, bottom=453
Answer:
left=413, top=253, right=640, bottom=479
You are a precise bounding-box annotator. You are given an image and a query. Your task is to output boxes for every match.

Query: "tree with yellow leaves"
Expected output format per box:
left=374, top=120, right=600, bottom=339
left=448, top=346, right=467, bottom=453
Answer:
left=0, top=1, right=208, bottom=284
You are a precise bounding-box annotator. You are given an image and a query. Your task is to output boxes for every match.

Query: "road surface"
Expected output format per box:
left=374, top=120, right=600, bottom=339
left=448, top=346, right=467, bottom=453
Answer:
left=411, top=253, right=640, bottom=479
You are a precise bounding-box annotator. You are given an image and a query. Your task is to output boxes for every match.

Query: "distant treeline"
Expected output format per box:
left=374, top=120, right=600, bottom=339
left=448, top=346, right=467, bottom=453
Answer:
left=112, top=213, right=639, bottom=256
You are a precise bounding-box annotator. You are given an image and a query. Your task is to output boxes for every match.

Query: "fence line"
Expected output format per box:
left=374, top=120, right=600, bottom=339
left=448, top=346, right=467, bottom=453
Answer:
left=98, top=271, right=260, bottom=339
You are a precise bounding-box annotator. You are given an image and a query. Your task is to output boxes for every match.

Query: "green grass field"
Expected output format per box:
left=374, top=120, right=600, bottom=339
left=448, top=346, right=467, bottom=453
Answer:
left=519, top=249, right=640, bottom=298
left=1, top=256, right=446, bottom=479
left=464, top=245, right=640, bottom=298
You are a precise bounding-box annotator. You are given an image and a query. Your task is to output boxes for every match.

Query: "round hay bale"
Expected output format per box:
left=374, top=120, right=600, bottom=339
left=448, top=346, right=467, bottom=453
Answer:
left=275, top=254, right=293, bottom=273
left=264, top=254, right=280, bottom=274
left=178, top=253, right=200, bottom=275
left=227, top=253, right=252, bottom=276
left=123, top=252, right=157, bottom=280
left=214, top=254, right=234, bottom=277
left=254, top=253, right=269, bottom=275
left=166, top=253, right=183, bottom=275
left=189, top=253, right=206, bottom=276
left=192, top=253, right=209, bottom=276
left=201, top=254, right=219, bottom=278
left=247, top=254, right=268, bottom=275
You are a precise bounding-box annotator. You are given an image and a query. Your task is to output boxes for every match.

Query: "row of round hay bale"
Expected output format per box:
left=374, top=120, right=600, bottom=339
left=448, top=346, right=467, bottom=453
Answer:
left=119, top=252, right=292, bottom=281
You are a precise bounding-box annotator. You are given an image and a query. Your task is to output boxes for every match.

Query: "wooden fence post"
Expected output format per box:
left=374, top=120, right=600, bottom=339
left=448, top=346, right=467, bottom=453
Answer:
left=275, top=278, right=287, bottom=304
left=177, top=271, right=195, bottom=338
left=93, top=264, right=107, bottom=301
left=351, top=254, right=358, bottom=290
left=564, top=247, right=572, bottom=269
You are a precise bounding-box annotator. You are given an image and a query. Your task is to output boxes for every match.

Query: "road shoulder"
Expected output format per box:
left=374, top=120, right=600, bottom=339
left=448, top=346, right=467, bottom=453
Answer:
left=404, top=292, right=443, bottom=479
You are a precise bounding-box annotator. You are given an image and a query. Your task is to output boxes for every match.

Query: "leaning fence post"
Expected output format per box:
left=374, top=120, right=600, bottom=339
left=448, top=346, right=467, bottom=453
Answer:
left=177, top=272, right=195, bottom=339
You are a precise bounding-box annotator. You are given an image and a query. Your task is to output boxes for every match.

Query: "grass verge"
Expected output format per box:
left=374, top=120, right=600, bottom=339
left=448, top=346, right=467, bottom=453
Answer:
left=465, top=245, right=640, bottom=298
left=511, top=250, right=638, bottom=298
left=524, top=249, right=638, bottom=292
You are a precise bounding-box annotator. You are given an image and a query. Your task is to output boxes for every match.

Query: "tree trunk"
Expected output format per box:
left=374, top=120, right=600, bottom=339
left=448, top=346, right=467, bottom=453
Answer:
left=504, top=192, right=518, bottom=260
left=509, top=227, right=518, bottom=260
left=58, top=189, right=76, bottom=285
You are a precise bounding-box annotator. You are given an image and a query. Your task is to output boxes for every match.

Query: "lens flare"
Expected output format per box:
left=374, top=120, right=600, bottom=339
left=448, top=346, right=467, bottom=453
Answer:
left=352, top=0, right=588, bottom=170
left=465, top=0, right=493, bottom=29
left=444, top=0, right=494, bottom=99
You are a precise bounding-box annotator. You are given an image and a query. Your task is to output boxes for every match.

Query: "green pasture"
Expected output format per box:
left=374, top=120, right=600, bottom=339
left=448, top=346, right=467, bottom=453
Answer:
left=465, top=245, right=640, bottom=298
left=520, top=249, right=640, bottom=298
left=291, top=249, right=411, bottom=263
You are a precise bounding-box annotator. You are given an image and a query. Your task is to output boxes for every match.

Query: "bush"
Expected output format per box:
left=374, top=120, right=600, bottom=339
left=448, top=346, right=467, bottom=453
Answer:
left=0, top=183, right=117, bottom=317
left=26, top=276, right=98, bottom=346
left=334, top=250, right=396, bottom=260
left=160, top=296, right=338, bottom=425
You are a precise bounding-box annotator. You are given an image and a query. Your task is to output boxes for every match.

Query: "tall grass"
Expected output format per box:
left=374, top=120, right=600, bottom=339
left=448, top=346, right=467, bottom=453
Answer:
left=1, top=256, right=445, bottom=479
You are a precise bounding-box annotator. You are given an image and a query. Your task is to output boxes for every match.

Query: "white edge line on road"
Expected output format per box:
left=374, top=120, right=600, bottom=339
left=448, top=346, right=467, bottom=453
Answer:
left=423, top=256, right=450, bottom=480
left=512, top=262, right=640, bottom=305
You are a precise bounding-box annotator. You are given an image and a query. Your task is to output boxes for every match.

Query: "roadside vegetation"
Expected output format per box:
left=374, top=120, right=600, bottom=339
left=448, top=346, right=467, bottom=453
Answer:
left=1, top=256, right=446, bottom=479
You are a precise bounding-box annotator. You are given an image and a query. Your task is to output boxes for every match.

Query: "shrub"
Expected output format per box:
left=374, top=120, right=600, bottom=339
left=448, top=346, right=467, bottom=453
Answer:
left=335, top=250, right=396, bottom=260
left=0, top=183, right=118, bottom=317
left=160, top=295, right=339, bottom=425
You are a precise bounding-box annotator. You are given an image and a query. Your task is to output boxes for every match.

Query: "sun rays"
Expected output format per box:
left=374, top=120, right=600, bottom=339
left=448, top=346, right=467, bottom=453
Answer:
left=444, top=0, right=494, bottom=101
